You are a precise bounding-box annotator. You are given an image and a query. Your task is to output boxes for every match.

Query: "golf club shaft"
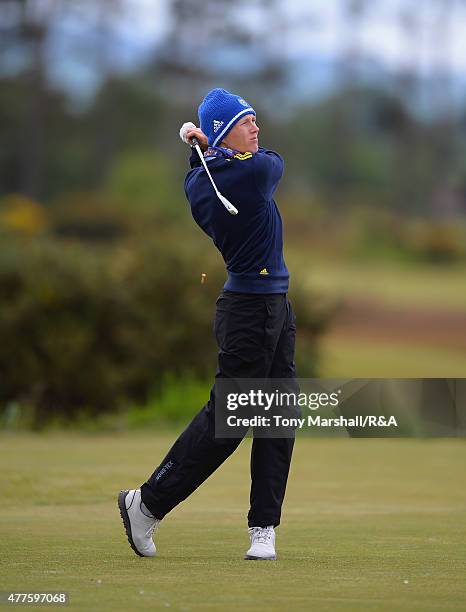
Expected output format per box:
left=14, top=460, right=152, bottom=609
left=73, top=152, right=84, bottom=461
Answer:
left=190, top=138, right=221, bottom=195
left=189, top=137, right=238, bottom=215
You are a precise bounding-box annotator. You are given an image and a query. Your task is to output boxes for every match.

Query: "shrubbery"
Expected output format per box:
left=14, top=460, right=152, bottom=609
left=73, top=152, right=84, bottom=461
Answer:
left=0, top=232, right=330, bottom=427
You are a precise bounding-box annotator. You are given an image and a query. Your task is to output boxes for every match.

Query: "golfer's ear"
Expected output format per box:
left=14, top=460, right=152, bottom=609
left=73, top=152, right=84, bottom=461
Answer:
left=253, top=150, right=284, bottom=200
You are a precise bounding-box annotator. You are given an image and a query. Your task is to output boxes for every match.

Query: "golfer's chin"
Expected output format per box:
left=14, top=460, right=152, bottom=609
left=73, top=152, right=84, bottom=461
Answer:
left=237, top=140, right=259, bottom=154
left=249, top=139, right=259, bottom=153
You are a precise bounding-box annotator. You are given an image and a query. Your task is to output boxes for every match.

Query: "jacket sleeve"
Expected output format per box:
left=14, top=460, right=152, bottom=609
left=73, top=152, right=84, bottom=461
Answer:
left=253, top=147, right=284, bottom=200
left=189, top=148, right=202, bottom=169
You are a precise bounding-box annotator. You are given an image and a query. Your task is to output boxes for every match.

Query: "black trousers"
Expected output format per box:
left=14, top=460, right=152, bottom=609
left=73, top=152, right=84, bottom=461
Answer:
left=140, top=290, right=297, bottom=528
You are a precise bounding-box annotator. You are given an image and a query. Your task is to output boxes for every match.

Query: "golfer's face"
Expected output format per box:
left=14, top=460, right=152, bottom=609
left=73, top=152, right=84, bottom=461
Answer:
left=224, top=114, right=259, bottom=153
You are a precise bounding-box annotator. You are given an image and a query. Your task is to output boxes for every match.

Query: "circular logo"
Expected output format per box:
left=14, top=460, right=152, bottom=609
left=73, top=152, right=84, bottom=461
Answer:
left=238, top=98, right=249, bottom=107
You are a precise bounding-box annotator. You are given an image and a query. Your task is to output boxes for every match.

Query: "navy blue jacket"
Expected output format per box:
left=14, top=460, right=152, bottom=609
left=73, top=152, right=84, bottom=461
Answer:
left=184, top=147, right=289, bottom=293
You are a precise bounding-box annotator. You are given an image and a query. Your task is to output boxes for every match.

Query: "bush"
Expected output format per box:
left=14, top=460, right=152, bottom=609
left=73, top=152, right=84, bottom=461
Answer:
left=405, top=220, right=466, bottom=263
left=0, top=232, right=331, bottom=427
left=0, top=194, right=47, bottom=237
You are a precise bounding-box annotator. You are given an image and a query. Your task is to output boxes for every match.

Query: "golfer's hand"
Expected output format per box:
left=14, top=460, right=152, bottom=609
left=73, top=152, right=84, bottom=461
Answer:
left=179, top=122, right=208, bottom=151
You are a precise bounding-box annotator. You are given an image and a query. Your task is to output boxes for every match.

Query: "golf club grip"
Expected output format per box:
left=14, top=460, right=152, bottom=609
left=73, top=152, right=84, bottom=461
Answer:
left=190, top=137, right=199, bottom=147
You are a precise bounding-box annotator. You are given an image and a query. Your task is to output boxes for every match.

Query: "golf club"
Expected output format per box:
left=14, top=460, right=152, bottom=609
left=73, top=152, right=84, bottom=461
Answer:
left=190, top=137, right=239, bottom=215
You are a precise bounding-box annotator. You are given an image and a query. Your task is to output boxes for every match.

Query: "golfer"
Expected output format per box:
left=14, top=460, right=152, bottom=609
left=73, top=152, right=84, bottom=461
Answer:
left=118, top=88, right=297, bottom=560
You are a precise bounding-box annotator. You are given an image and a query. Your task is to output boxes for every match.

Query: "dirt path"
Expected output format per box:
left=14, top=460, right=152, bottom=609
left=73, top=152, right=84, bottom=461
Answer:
left=329, top=298, right=466, bottom=349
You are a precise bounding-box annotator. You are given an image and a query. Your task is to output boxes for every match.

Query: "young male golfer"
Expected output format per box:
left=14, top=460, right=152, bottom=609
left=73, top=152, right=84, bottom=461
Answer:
left=118, top=88, right=297, bottom=560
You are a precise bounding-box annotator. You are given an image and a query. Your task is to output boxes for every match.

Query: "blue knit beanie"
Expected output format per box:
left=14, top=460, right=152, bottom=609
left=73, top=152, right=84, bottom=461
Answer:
left=198, top=88, right=256, bottom=147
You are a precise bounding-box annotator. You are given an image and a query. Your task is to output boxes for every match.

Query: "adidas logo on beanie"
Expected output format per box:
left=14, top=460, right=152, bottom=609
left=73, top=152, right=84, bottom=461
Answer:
left=213, top=120, right=224, bottom=133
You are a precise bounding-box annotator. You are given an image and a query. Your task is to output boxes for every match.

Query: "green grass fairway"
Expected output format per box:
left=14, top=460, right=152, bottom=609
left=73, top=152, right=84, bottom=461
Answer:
left=1, top=433, right=466, bottom=611
left=295, top=256, right=466, bottom=311
left=318, top=336, right=466, bottom=377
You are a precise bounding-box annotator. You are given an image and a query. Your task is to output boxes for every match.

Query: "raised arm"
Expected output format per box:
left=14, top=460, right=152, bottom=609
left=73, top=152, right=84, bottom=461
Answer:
left=253, top=148, right=284, bottom=201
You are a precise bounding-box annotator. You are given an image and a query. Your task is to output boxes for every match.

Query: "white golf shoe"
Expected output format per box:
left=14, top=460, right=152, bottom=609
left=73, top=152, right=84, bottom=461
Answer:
left=244, top=526, right=276, bottom=560
left=118, top=489, right=159, bottom=557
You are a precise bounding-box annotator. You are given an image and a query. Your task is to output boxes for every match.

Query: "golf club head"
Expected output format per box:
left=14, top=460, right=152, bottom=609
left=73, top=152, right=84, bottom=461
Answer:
left=218, top=193, right=238, bottom=215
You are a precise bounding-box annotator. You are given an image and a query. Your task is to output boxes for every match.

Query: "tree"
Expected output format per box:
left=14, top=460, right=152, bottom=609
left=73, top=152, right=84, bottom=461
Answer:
left=148, top=0, right=290, bottom=110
